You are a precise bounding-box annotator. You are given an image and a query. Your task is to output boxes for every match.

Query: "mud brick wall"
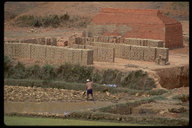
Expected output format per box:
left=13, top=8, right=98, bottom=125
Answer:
left=4, top=43, right=14, bottom=57
left=143, top=47, right=156, bottom=62
left=45, top=37, right=57, bottom=46
left=46, top=46, right=56, bottom=63
left=85, top=45, right=115, bottom=63
left=93, top=36, right=99, bottom=42
left=147, top=39, right=164, bottom=47
left=121, top=44, right=131, bottom=59
left=130, top=46, right=144, bottom=60
left=124, top=38, right=164, bottom=47
left=96, top=47, right=115, bottom=62
left=71, top=44, right=80, bottom=49
left=85, top=45, right=98, bottom=60
left=85, top=41, right=168, bottom=62
left=92, top=42, right=115, bottom=49
left=164, top=23, right=183, bottom=49
left=36, top=37, right=46, bottom=45
left=4, top=39, right=20, bottom=43
left=21, top=38, right=38, bottom=44
left=30, top=44, right=47, bottom=60
left=72, top=49, right=82, bottom=65
left=71, top=44, right=85, bottom=49
left=4, top=43, right=93, bottom=65
left=54, top=47, right=65, bottom=63
left=81, top=49, right=94, bottom=65
left=114, top=44, right=123, bottom=58
left=17, top=43, right=31, bottom=58
left=75, top=37, right=83, bottom=45
left=78, top=45, right=86, bottom=49
left=10, top=43, right=21, bottom=58
left=156, top=47, right=169, bottom=62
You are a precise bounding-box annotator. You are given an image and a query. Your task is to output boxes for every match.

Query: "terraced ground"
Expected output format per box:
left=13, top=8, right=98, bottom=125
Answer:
left=4, top=85, right=189, bottom=126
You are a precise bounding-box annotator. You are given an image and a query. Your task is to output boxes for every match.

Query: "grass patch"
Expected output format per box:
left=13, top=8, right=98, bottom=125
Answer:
left=171, top=94, right=189, bottom=102
left=4, top=115, right=145, bottom=126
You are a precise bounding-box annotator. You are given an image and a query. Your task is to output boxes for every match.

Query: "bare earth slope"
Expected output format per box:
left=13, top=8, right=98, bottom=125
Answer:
left=5, top=2, right=189, bottom=20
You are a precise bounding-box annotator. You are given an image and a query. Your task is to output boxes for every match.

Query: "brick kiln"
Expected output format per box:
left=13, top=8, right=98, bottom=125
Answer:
left=86, top=8, right=183, bottom=49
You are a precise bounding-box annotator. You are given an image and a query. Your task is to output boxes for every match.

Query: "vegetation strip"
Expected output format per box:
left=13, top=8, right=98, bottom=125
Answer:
left=4, top=55, right=156, bottom=90
left=4, top=115, right=148, bottom=126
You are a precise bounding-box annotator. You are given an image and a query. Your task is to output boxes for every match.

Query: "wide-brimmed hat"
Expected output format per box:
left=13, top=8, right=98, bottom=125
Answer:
left=86, top=79, right=90, bottom=82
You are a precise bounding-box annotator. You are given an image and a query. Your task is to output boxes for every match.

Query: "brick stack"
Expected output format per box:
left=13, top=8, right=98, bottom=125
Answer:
left=22, top=38, right=38, bottom=44
left=85, top=45, right=98, bottom=60
left=81, top=49, right=94, bottom=65
left=4, top=43, right=13, bottom=57
left=96, top=47, right=115, bottom=62
left=140, top=39, right=148, bottom=46
left=114, top=43, right=123, bottom=58
left=148, top=39, right=164, bottom=47
left=53, top=47, right=64, bottom=63
left=30, top=44, right=47, bottom=60
left=121, top=44, right=131, bottom=59
left=130, top=46, right=144, bottom=60
left=72, top=49, right=82, bottom=65
left=78, top=45, right=86, bottom=49
left=4, top=43, right=94, bottom=65
left=143, top=47, right=156, bottom=61
left=45, top=37, right=52, bottom=45
left=156, top=47, right=169, bottom=62
left=11, top=43, right=21, bottom=58
left=51, top=37, right=57, bottom=46
left=46, top=45, right=55, bottom=63
left=71, top=44, right=80, bottom=49
left=124, top=38, right=139, bottom=46
left=93, top=36, right=99, bottom=42
left=37, top=37, right=46, bottom=45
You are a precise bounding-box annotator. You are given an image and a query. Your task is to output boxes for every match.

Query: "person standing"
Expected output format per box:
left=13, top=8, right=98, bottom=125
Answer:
left=86, top=78, right=94, bottom=101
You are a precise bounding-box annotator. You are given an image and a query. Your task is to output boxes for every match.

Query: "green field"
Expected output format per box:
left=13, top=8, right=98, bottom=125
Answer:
left=4, top=115, right=150, bottom=126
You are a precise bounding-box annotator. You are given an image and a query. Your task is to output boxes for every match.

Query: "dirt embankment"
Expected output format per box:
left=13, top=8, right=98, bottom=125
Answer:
left=154, top=65, right=189, bottom=89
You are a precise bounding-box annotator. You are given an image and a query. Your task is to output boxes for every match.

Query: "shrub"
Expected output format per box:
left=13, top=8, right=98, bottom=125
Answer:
left=4, top=56, right=13, bottom=78
left=172, top=94, right=189, bottom=102
left=120, top=70, right=155, bottom=90
left=14, top=14, right=91, bottom=28
left=60, top=13, right=70, bottom=21
left=25, top=65, right=41, bottom=79
left=8, top=62, right=27, bottom=79
left=40, top=64, right=56, bottom=80
left=146, top=89, right=168, bottom=96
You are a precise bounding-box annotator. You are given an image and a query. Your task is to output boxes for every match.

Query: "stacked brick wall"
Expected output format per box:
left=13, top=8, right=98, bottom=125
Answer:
left=30, top=44, right=47, bottom=60
left=71, top=44, right=115, bottom=63
left=89, top=42, right=168, bottom=63
left=124, top=38, right=164, bottom=47
left=79, top=36, right=164, bottom=48
left=88, top=8, right=183, bottom=49
left=4, top=43, right=93, bottom=65
left=6, top=37, right=58, bottom=46
left=4, top=43, right=31, bottom=58
left=165, top=23, right=183, bottom=49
